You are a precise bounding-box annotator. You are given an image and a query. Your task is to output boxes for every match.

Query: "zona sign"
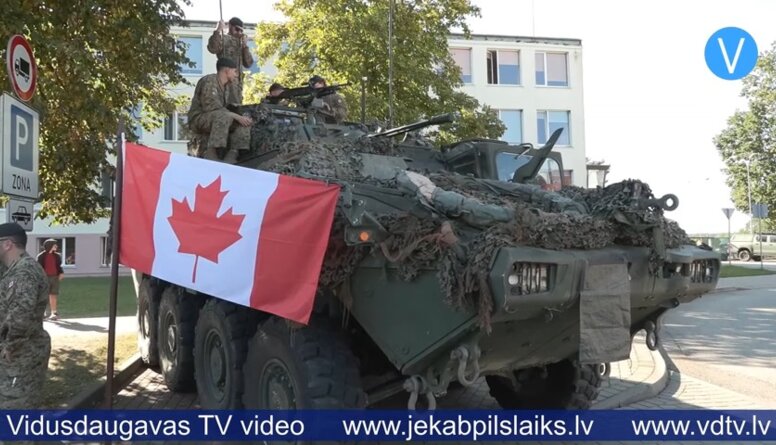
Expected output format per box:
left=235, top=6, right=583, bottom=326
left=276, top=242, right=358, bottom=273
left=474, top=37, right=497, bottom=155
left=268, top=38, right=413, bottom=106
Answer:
left=6, top=35, right=37, bottom=102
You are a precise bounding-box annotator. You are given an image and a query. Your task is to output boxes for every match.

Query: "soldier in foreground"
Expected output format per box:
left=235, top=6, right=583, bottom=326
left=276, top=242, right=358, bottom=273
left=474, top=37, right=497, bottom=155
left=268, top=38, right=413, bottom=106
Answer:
left=207, top=17, right=254, bottom=102
left=0, top=223, right=50, bottom=409
left=188, top=57, right=253, bottom=164
left=309, top=75, right=348, bottom=124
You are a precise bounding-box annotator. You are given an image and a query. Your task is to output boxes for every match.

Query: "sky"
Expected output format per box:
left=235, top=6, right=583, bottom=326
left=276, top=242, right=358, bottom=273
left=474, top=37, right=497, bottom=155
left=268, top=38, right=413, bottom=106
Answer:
left=178, top=0, right=776, bottom=235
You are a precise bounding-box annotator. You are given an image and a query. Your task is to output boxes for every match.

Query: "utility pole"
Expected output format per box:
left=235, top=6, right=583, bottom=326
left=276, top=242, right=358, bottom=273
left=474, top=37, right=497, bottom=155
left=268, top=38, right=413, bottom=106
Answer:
left=361, top=76, right=367, bottom=124
left=388, top=0, right=394, bottom=127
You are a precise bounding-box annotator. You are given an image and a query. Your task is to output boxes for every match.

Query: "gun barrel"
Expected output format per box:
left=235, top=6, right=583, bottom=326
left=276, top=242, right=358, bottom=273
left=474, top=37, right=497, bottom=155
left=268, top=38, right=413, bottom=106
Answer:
left=368, top=112, right=458, bottom=138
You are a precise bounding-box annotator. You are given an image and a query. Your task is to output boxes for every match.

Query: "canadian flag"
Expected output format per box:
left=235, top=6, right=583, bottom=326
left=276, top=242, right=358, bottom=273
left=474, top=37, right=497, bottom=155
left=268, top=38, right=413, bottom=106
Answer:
left=119, top=142, right=340, bottom=324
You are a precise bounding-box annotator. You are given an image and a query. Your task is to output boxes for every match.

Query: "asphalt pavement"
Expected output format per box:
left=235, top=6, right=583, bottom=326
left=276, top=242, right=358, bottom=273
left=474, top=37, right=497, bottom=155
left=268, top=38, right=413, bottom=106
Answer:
left=661, top=274, right=776, bottom=404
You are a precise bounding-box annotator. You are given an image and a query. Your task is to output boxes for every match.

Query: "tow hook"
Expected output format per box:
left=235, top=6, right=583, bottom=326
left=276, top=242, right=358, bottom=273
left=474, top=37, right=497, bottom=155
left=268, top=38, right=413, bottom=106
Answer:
left=404, top=375, right=436, bottom=410
left=451, top=345, right=481, bottom=386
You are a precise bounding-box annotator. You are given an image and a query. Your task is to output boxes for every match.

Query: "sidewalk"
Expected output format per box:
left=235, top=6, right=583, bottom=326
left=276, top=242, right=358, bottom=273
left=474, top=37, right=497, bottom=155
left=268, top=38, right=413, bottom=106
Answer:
left=715, top=273, right=776, bottom=292
left=43, top=315, right=136, bottom=338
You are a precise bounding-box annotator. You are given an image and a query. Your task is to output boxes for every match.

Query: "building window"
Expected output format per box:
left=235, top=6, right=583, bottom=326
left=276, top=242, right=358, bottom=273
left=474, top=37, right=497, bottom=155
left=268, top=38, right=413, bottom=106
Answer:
left=450, top=48, right=472, bottom=83
left=163, top=112, right=190, bottom=141
left=498, top=110, right=522, bottom=143
left=38, top=237, right=77, bottom=267
left=487, top=50, right=519, bottom=85
left=179, top=36, right=203, bottom=75
left=101, top=237, right=112, bottom=267
left=537, top=110, right=570, bottom=145
left=562, top=170, right=573, bottom=186
left=535, top=52, right=568, bottom=86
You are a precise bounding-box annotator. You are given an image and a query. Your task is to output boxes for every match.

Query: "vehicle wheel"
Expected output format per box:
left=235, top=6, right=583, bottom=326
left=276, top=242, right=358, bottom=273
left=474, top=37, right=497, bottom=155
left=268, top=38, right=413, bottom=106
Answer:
left=486, top=360, right=602, bottom=409
left=194, top=299, right=255, bottom=409
left=739, top=249, right=752, bottom=262
left=137, top=277, right=159, bottom=368
left=157, top=287, right=198, bottom=392
left=242, top=316, right=367, bottom=410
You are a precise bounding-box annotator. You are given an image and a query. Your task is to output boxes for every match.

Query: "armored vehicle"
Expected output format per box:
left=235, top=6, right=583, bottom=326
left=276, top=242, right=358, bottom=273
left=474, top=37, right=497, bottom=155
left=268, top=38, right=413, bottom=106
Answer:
left=133, top=87, right=719, bottom=411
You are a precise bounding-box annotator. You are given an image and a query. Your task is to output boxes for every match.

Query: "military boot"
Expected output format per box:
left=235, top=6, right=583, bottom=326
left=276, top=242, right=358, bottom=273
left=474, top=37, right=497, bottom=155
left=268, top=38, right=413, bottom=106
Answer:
left=223, top=149, right=239, bottom=164
left=204, top=147, right=221, bottom=161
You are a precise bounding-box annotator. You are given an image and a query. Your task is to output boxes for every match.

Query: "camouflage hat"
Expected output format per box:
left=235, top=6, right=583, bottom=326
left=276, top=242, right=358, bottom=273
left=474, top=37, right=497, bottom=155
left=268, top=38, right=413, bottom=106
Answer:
left=308, top=75, right=326, bottom=87
left=228, top=17, right=244, bottom=28
left=269, top=82, right=284, bottom=93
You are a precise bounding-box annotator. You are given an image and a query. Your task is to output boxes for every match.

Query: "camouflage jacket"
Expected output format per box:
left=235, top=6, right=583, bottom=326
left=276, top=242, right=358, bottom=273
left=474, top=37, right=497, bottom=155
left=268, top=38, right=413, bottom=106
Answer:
left=207, top=32, right=254, bottom=82
left=188, top=74, right=235, bottom=124
left=322, top=92, right=348, bottom=124
left=0, top=253, right=50, bottom=383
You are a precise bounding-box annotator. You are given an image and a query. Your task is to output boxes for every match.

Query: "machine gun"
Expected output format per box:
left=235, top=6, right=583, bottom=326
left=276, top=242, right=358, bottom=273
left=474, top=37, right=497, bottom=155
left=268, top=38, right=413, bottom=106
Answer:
left=264, top=83, right=351, bottom=106
left=368, top=112, right=459, bottom=138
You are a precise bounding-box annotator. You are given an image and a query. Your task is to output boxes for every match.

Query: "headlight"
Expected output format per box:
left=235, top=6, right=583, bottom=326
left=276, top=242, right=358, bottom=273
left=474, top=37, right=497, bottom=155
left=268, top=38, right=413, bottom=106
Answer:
left=508, top=262, right=553, bottom=295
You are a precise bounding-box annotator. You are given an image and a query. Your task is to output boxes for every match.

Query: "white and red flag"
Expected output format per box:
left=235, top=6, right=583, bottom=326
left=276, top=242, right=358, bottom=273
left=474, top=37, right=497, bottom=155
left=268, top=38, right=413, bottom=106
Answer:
left=119, top=142, right=340, bottom=324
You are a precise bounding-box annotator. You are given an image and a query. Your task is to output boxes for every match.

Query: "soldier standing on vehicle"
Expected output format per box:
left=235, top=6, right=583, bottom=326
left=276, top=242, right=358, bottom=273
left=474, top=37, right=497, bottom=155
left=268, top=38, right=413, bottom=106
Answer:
left=0, top=223, right=51, bottom=409
left=207, top=17, right=254, bottom=103
left=309, top=75, right=348, bottom=124
left=188, top=57, right=253, bottom=164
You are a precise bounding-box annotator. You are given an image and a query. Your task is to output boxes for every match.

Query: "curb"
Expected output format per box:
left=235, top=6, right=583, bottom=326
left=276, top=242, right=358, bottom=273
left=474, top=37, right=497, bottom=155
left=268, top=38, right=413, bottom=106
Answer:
left=593, top=342, right=669, bottom=409
left=65, top=353, right=146, bottom=409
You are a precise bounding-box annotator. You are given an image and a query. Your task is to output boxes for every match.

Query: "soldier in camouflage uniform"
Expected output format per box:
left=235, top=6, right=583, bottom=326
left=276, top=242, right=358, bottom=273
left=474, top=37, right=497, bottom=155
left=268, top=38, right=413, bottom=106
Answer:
left=0, top=223, right=50, bottom=409
left=207, top=17, right=254, bottom=103
left=188, top=58, right=253, bottom=164
left=309, top=75, right=348, bottom=124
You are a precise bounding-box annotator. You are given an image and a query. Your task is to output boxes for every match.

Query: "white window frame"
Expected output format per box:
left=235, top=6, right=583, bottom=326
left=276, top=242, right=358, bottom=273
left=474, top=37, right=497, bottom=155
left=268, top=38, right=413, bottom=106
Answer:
left=537, top=110, right=571, bottom=147
left=38, top=237, right=77, bottom=269
left=163, top=111, right=190, bottom=142
left=486, top=49, right=521, bottom=86
left=100, top=236, right=112, bottom=267
left=450, top=47, right=473, bottom=84
left=535, top=51, right=569, bottom=87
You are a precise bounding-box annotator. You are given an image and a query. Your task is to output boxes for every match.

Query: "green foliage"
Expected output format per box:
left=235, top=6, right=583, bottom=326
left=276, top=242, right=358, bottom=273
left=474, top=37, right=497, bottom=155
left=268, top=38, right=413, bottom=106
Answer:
left=715, top=41, right=776, bottom=228
left=249, top=0, right=505, bottom=141
left=0, top=0, right=192, bottom=224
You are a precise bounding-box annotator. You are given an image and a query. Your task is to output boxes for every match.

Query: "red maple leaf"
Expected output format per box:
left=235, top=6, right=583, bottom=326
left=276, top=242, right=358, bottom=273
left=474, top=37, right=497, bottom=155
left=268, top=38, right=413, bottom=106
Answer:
left=167, top=176, right=246, bottom=283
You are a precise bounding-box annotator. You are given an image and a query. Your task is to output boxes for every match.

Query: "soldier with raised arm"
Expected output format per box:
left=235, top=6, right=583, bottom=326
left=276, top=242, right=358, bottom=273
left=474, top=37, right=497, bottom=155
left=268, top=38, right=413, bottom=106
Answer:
left=207, top=17, right=254, bottom=103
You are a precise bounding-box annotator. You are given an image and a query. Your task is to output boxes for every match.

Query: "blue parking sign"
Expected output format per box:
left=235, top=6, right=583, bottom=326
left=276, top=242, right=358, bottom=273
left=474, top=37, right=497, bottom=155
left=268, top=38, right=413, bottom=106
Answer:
left=10, top=104, right=33, bottom=171
left=0, top=93, right=39, bottom=199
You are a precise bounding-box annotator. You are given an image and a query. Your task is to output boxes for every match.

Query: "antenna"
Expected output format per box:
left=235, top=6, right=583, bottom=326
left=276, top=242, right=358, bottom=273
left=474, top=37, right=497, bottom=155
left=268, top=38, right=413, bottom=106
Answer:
left=388, top=0, right=394, bottom=127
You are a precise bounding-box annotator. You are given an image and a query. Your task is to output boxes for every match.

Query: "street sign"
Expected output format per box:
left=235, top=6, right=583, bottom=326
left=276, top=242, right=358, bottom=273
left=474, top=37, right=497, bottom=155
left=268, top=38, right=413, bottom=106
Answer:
left=5, top=197, right=33, bottom=231
left=753, top=203, right=769, bottom=219
left=5, top=35, right=37, bottom=102
left=0, top=93, right=39, bottom=200
left=722, top=208, right=734, bottom=219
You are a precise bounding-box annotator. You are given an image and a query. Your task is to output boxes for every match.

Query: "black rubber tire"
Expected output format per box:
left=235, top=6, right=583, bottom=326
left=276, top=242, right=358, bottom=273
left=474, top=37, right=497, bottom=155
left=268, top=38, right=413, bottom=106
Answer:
left=739, top=249, right=752, bottom=262
left=242, top=316, right=367, bottom=410
left=137, top=277, right=159, bottom=368
left=193, top=299, right=255, bottom=409
left=486, top=360, right=602, bottom=409
left=157, top=286, right=197, bottom=392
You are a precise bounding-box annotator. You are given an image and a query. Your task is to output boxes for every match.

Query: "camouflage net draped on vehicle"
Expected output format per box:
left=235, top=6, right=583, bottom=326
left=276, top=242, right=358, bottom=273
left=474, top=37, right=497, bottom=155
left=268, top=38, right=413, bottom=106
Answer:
left=250, top=126, right=691, bottom=331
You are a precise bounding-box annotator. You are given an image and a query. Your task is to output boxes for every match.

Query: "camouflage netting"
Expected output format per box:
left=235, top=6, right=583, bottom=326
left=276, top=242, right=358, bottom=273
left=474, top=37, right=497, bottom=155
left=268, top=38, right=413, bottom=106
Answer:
left=238, top=105, right=693, bottom=330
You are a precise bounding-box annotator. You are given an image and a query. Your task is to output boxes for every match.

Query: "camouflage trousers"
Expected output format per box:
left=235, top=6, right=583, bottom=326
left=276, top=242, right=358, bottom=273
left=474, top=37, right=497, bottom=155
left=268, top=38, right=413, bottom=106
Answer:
left=190, top=110, right=250, bottom=151
left=0, top=334, right=50, bottom=410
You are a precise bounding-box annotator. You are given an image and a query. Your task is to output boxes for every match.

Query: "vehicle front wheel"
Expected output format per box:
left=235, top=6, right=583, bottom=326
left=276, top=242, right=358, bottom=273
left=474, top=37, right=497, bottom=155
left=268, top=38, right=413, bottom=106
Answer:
left=739, top=249, right=752, bottom=262
left=157, top=286, right=198, bottom=392
left=137, top=276, right=159, bottom=368
left=486, top=360, right=603, bottom=409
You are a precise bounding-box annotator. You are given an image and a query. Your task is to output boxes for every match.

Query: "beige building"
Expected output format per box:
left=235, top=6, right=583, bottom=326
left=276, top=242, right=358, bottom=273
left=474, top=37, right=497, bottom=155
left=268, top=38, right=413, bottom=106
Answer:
left=26, top=21, right=588, bottom=276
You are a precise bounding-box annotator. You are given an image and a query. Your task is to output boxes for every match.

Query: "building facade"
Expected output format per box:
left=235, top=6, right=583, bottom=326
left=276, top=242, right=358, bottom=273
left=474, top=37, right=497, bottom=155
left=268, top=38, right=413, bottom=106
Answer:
left=23, top=21, right=587, bottom=276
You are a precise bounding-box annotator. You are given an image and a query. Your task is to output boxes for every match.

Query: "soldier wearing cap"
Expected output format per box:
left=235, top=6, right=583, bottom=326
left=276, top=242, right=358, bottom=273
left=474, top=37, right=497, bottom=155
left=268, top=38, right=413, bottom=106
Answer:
left=208, top=17, right=254, bottom=103
left=0, top=223, right=50, bottom=408
left=188, top=57, right=254, bottom=164
left=309, top=75, right=348, bottom=124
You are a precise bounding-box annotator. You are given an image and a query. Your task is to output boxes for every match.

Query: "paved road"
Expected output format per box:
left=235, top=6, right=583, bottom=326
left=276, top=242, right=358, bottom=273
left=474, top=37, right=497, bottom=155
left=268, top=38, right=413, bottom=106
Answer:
left=661, top=275, right=776, bottom=404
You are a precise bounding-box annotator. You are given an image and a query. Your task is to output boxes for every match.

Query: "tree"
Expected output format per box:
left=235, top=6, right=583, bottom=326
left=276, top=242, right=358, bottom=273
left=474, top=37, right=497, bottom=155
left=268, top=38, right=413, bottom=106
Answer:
left=0, top=0, right=192, bottom=224
left=250, top=0, right=505, bottom=142
left=715, top=41, right=776, bottom=228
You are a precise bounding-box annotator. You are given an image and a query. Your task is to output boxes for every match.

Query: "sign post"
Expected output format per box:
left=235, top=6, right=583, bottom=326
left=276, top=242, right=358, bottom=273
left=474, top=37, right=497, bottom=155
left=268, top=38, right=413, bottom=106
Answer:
left=753, top=203, right=769, bottom=269
left=2, top=35, right=39, bottom=231
left=722, top=208, right=734, bottom=265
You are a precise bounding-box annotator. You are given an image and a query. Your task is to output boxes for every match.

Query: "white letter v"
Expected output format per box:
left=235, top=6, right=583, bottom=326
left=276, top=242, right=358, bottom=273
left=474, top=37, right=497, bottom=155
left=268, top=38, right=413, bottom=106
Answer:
left=718, top=37, right=745, bottom=74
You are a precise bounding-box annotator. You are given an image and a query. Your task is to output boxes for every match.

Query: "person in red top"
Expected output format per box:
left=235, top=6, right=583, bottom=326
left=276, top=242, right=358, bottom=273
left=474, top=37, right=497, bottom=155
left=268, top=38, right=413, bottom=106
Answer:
left=36, top=239, right=63, bottom=320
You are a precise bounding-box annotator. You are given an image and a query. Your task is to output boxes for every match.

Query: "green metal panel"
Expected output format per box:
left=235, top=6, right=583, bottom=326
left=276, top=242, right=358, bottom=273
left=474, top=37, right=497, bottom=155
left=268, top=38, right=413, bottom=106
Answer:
left=349, top=264, right=473, bottom=372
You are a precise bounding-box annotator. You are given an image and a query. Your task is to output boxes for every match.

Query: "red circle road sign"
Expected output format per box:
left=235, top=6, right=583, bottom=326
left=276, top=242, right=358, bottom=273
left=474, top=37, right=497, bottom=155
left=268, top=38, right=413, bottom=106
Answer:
left=6, top=35, right=37, bottom=102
